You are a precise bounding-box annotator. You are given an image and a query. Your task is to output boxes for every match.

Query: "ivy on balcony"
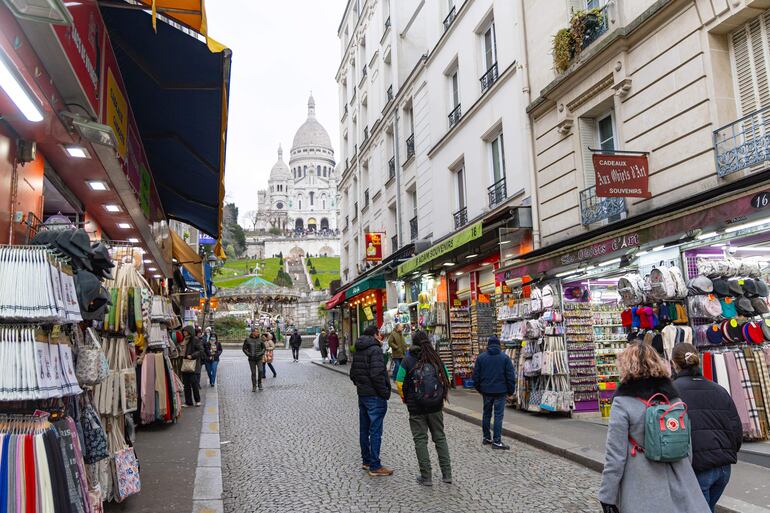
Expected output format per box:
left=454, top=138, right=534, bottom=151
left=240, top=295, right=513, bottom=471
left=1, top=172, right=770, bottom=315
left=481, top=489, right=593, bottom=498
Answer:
left=553, top=6, right=608, bottom=74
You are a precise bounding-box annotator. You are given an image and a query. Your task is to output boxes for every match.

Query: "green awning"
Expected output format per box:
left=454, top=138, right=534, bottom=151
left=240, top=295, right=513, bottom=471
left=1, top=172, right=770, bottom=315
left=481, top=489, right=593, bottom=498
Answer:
left=345, top=276, right=386, bottom=300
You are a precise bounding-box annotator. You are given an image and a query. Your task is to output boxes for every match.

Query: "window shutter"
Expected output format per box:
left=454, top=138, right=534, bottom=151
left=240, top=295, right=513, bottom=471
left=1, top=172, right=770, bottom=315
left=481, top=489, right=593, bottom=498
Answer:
left=579, top=117, right=597, bottom=189
left=732, top=27, right=755, bottom=116
left=731, top=12, right=770, bottom=116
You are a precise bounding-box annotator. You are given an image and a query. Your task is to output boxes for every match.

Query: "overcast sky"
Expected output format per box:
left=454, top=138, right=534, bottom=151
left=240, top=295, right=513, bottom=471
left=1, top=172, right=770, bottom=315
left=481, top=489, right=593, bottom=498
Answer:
left=206, top=0, right=347, bottom=224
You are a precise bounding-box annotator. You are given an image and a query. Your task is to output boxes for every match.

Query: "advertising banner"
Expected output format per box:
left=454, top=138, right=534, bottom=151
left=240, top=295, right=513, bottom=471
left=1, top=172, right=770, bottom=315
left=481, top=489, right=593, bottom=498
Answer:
left=398, top=221, right=483, bottom=277
left=593, top=154, right=651, bottom=198
left=365, top=232, right=384, bottom=261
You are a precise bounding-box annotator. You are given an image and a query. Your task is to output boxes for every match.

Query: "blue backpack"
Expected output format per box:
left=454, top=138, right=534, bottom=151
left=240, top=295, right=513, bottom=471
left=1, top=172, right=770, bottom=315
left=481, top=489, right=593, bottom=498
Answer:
left=629, top=393, right=691, bottom=462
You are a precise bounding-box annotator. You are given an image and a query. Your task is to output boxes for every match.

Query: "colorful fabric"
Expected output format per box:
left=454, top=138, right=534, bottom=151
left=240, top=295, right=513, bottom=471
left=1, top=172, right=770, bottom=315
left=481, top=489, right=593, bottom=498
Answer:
left=723, top=352, right=752, bottom=433
left=702, top=352, right=713, bottom=381
left=714, top=353, right=730, bottom=394
left=752, top=350, right=770, bottom=438
left=735, top=351, right=761, bottom=438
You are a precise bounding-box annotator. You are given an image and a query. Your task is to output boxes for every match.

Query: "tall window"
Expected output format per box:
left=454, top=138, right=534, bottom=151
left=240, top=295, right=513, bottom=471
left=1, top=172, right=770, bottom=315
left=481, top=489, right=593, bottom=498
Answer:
left=310, top=191, right=315, bottom=206
left=456, top=166, right=466, bottom=209
left=490, top=133, right=505, bottom=183
left=598, top=113, right=615, bottom=151
left=483, top=23, right=497, bottom=71
left=450, top=70, right=460, bottom=108
left=579, top=112, right=615, bottom=188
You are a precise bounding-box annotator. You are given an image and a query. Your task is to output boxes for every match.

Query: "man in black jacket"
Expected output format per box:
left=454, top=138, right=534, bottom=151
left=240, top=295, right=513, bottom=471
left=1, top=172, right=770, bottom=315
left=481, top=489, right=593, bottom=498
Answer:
left=289, top=329, right=303, bottom=362
left=242, top=328, right=266, bottom=391
left=350, top=325, right=393, bottom=477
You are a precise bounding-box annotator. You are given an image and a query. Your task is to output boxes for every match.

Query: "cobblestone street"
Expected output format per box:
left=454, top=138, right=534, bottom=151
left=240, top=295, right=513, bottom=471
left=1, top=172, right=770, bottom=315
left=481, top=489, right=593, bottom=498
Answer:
left=217, top=350, right=601, bottom=513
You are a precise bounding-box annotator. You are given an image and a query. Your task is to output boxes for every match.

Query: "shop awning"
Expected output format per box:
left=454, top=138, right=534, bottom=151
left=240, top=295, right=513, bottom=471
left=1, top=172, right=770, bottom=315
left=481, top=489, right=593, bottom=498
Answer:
left=100, top=5, right=230, bottom=256
left=171, top=229, right=204, bottom=287
left=345, top=276, right=386, bottom=300
left=325, top=290, right=346, bottom=310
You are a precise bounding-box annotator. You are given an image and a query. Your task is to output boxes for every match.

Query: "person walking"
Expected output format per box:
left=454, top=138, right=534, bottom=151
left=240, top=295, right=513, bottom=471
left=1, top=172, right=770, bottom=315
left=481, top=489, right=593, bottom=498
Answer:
left=349, top=325, right=393, bottom=477
left=181, top=326, right=204, bottom=407
left=672, top=343, right=742, bottom=512
left=289, top=329, right=303, bottom=362
left=203, top=327, right=223, bottom=387
left=599, top=342, right=710, bottom=513
left=242, top=328, right=266, bottom=392
left=328, top=328, right=340, bottom=364
left=264, top=332, right=277, bottom=378
left=319, top=329, right=329, bottom=363
left=471, top=336, right=516, bottom=450
left=395, top=330, right=452, bottom=486
left=387, top=323, right=407, bottom=380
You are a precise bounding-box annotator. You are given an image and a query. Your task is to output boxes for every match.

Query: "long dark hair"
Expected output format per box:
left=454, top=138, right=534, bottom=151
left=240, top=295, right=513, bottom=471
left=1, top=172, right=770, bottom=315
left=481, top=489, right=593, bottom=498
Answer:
left=411, top=331, right=451, bottom=401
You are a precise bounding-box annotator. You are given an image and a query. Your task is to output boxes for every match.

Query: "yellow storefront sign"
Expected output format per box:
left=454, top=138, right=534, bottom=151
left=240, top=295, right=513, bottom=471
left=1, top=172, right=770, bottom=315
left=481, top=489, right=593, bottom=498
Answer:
left=106, top=69, right=128, bottom=158
left=397, top=221, right=483, bottom=277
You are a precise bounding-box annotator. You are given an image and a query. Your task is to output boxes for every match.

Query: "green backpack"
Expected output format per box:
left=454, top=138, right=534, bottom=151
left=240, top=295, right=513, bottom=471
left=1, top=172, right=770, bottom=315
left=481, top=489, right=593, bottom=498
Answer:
left=629, top=393, right=691, bottom=462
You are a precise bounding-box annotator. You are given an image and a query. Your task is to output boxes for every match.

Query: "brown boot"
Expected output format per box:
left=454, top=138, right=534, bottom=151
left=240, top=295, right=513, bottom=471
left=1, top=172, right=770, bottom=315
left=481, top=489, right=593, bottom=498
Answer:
left=368, top=466, right=394, bottom=477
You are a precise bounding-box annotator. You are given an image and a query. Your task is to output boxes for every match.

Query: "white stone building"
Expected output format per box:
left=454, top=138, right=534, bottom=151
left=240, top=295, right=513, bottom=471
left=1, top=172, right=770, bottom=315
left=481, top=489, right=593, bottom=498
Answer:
left=255, top=95, right=339, bottom=234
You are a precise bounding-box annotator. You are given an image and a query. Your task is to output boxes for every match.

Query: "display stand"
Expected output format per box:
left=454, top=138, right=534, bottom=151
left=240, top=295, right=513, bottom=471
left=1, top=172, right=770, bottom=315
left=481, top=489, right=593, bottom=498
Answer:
left=449, top=306, right=472, bottom=384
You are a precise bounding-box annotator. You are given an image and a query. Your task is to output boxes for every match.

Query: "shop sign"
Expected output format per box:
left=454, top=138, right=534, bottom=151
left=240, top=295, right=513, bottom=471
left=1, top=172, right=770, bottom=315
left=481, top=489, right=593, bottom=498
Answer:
left=559, top=232, right=641, bottom=267
left=398, top=221, right=483, bottom=277
left=363, top=306, right=374, bottom=321
left=365, top=232, right=384, bottom=261
left=344, top=276, right=386, bottom=300
left=105, top=68, right=128, bottom=158
left=750, top=192, right=770, bottom=210
left=593, top=154, right=651, bottom=198
left=53, top=2, right=102, bottom=114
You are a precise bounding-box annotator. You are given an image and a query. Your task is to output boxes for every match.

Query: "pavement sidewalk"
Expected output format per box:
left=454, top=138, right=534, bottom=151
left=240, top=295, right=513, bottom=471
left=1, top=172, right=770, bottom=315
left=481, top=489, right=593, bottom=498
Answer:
left=313, top=360, right=770, bottom=513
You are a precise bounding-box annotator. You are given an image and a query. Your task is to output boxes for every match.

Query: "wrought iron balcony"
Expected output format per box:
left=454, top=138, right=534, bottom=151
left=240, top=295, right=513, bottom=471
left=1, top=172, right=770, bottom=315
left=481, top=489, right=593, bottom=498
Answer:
left=387, top=84, right=393, bottom=102
left=406, top=133, right=415, bottom=159
left=581, top=4, right=609, bottom=50
left=388, top=157, right=396, bottom=181
left=714, top=105, right=770, bottom=177
left=391, top=235, right=398, bottom=251
left=480, top=63, right=499, bottom=94
left=448, top=103, right=462, bottom=128
left=409, top=216, right=418, bottom=241
left=384, top=16, right=391, bottom=30
left=579, top=185, right=626, bottom=225
left=443, top=6, right=457, bottom=32
left=453, top=206, right=468, bottom=229
left=352, top=201, right=358, bottom=221
left=487, top=177, right=507, bottom=208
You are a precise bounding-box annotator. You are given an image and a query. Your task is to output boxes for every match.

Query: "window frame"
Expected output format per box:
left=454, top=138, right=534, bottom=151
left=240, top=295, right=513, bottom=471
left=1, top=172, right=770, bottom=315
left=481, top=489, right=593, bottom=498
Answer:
left=482, top=21, right=497, bottom=71
left=489, top=132, right=506, bottom=184
left=596, top=111, right=617, bottom=152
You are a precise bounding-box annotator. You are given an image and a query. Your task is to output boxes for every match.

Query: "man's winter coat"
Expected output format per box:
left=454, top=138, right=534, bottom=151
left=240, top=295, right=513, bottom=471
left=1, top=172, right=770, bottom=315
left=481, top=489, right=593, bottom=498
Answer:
left=349, top=335, right=391, bottom=400
left=673, top=368, right=743, bottom=472
left=289, top=332, right=303, bottom=349
left=395, top=345, right=450, bottom=415
left=471, top=338, right=516, bottom=396
left=242, top=335, right=266, bottom=362
left=387, top=330, right=407, bottom=359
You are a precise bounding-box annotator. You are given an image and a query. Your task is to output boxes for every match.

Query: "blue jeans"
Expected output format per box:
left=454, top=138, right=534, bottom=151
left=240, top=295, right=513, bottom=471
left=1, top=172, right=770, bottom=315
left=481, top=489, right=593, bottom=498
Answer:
left=204, top=360, right=219, bottom=385
left=391, top=358, right=403, bottom=381
left=482, top=394, right=506, bottom=443
left=696, top=465, right=731, bottom=512
left=358, top=396, right=388, bottom=470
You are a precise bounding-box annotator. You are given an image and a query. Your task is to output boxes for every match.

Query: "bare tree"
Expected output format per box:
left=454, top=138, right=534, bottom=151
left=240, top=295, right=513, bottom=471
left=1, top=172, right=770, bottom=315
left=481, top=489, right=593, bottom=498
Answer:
left=244, top=210, right=259, bottom=232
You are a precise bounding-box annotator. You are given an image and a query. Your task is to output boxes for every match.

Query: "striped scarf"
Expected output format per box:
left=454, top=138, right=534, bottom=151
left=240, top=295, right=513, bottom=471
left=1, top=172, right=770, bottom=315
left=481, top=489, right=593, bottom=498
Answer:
left=735, top=350, right=762, bottom=439
left=752, top=349, right=770, bottom=439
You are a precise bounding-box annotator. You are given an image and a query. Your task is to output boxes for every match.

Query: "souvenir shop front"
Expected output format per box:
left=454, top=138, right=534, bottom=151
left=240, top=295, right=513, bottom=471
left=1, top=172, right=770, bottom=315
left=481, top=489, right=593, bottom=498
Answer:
left=495, top=184, right=770, bottom=434
left=342, top=276, right=386, bottom=342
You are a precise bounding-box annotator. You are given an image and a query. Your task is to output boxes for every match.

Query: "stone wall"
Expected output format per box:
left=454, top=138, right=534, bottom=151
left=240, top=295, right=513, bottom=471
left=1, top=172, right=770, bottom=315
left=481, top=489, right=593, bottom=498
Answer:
left=245, top=236, right=340, bottom=259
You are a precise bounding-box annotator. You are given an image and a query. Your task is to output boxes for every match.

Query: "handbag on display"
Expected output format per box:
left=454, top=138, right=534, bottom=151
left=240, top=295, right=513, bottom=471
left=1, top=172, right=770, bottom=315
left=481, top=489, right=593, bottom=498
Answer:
left=109, top=428, right=141, bottom=502
left=80, top=402, right=109, bottom=464
left=541, top=285, right=556, bottom=309
left=76, top=328, right=110, bottom=386
left=530, top=287, right=543, bottom=313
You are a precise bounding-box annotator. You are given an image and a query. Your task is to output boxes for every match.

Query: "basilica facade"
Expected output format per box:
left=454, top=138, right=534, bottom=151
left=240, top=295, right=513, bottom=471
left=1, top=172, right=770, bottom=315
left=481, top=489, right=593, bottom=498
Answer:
left=255, top=95, right=339, bottom=234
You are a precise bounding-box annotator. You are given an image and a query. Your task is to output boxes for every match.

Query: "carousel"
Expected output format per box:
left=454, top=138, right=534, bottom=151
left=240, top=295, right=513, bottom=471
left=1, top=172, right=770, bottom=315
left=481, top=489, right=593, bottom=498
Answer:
left=216, top=276, right=300, bottom=324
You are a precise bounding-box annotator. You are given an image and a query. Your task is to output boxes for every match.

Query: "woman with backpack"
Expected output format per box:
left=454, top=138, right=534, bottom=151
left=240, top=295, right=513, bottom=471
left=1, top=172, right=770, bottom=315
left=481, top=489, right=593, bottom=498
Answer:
left=395, top=330, right=452, bottom=486
left=672, top=343, right=742, bottom=512
left=599, top=341, right=710, bottom=513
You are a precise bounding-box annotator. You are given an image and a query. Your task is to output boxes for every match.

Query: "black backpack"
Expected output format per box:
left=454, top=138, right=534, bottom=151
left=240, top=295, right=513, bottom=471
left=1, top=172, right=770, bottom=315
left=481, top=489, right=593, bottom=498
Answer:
left=336, top=346, right=348, bottom=365
left=411, top=362, right=444, bottom=410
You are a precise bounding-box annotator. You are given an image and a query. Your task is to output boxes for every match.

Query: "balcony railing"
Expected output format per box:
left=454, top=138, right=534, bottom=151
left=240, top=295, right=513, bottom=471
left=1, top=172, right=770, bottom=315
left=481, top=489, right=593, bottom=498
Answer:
left=714, top=105, right=770, bottom=177
left=580, top=4, right=609, bottom=50
left=388, top=157, right=396, bottom=181
left=352, top=202, right=358, bottom=220
left=487, top=176, right=507, bottom=208
left=387, top=84, right=393, bottom=102
left=480, top=62, right=499, bottom=94
left=443, top=6, right=457, bottom=32
left=391, top=235, right=398, bottom=251
left=579, top=185, right=626, bottom=225
left=384, top=16, right=391, bottom=30
left=448, top=103, right=462, bottom=128
left=453, top=206, right=468, bottom=229
left=409, top=216, right=418, bottom=241
left=363, top=189, right=370, bottom=209
left=405, top=133, right=415, bottom=159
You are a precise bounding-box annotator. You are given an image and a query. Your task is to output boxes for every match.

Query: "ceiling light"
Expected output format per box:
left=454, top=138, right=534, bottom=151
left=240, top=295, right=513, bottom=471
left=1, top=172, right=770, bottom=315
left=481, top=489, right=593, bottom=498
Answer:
left=499, top=240, right=511, bottom=245
left=61, top=113, right=118, bottom=149
left=455, top=272, right=463, bottom=276
left=104, top=204, right=120, bottom=213
left=143, top=259, right=152, bottom=264
left=505, top=253, right=513, bottom=258
left=725, top=216, right=770, bottom=233
left=117, top=223, right=131, bottom=229
left=598, top=258, right=622, bottom=267
left=635, top=250, right=649, bottom=257
left=0, top=49, right=43, bottom=122
left=3, top=0, right=73, bottom=25
left=442, top=262, right=455, bottom=267
left=147, top=267, right=157, bottom=272
left=652, top=245, right=665, bottom=252
left=86, top=180, right=108, bottom=191
left=482, top=262, right=492, bottom=266
left=696, top=232, right=717, bottom=240
left=465, top=254, right=478, bottom=259
left=127, top=238, right=139, bottom=243
left=64, top=145, right=89, bottom=159
left=734, top=246, right=770, bottom=252
left=153, top=274, right=162, bottom=278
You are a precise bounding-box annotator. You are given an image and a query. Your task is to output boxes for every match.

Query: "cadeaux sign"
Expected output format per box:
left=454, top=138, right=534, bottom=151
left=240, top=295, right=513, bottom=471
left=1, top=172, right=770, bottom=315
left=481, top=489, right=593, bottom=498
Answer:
left=593, top=154, right=651, bottom=198
left=365, top=232, right=384, bottom=261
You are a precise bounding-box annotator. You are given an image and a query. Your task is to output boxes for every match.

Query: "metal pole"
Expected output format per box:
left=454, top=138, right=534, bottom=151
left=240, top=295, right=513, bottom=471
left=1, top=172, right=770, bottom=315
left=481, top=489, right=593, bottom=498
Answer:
left=393, top=109, right=403, bottom=247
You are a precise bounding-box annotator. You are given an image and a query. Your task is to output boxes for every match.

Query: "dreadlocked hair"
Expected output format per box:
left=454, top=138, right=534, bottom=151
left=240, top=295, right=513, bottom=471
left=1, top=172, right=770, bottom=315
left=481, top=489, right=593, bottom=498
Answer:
left=411, top=330, right=451, bottom=401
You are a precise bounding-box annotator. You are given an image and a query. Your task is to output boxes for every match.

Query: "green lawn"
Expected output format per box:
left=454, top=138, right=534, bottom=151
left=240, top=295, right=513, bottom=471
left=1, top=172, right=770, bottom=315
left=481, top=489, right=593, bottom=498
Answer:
left=308, top=257, right=340, bottom=290
left=214, top=257, right=282, bottom=288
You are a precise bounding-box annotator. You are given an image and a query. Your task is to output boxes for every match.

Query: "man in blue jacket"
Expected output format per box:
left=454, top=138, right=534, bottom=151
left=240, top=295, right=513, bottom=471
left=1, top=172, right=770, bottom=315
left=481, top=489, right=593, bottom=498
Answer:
left=471, top=336, right=516, bottom=450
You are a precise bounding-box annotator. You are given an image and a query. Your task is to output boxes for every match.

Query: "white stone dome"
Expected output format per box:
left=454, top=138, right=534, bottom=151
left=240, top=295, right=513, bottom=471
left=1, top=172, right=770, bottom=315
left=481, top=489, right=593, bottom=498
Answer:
left=291, top=94, right=332, bottom=151
left=269, top=145, right=291, bottom=181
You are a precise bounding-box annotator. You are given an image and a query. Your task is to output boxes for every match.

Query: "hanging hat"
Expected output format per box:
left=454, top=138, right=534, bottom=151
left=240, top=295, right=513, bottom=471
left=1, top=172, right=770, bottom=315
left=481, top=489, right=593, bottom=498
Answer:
left=743, top=278, right=759, bottom=297
left=74, top=270, right=110, bottom=315
left=56, top=229, right=94, bottom=270
left=712, top=279, right=730, bottom=297
left=706, top=323, right=724, bottom=345
left=762, top=319, right=770, bottom=341
left=751, top=297, right=769, bottom=315
left=756, top=280, right=769, bottom=298
left=720, top=297, right=737, bottom=318
left=728, top=279, right=744, bottom=296
left=736, top=296, right=755, bottom=316
left=620, top=309, right=633, bottom=328
left=687, top=276, right=713, bottom=295
left=746, top=321, right=764, bottom=344
left=725, top=318, right=744, bottom=343
left=31, top=229, right=59, bottom=246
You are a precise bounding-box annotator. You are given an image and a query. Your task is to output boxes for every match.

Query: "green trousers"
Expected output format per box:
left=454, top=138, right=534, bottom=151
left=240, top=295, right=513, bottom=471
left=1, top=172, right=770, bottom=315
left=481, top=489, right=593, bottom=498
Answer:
left=408, top=410, right=452, bottom=479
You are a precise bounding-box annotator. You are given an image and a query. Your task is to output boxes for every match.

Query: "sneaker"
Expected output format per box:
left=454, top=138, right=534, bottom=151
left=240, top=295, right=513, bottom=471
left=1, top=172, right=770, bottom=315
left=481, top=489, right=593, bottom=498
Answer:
left=492, top=442, right=510, bottom=450
left=182, top=404, right=189, bottom=408
left=194, top=402, right=201, bottom=407
left=368, top=466, right=394, bottom=477
left=416, top=475, right=433, bottom=486
left=361, top=464, right=369, bottom=470
left=482, top=438, right=493, bottom=445
left=252, top=385, right=256, bottom=392
left=442, top=476, right=453, bottom=484
left=258, top=384, right=263, bottom=391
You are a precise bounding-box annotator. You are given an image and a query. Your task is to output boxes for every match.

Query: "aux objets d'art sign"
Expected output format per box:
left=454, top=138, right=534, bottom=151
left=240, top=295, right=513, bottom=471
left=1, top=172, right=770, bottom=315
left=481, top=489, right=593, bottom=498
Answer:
left=593, top=154, right=651, bottom=199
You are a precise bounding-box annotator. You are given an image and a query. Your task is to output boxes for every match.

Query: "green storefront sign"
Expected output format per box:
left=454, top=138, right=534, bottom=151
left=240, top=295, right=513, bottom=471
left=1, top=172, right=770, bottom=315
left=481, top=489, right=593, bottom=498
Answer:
left=345, top=276, right=386, bottom=300
left=398, top=221, right=483, bottom=277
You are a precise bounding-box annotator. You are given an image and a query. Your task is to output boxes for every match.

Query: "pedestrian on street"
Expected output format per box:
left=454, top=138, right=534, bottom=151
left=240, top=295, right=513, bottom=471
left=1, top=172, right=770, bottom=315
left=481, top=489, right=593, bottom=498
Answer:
left=242, top=327, right=266, bottom=391
left=203, top=327, right=223, bottom=387
left=672, top=343, right=742, bottom=512
left=471, top=336, right=516, bottom=450
left=598, top=342, right=710, bottom=513
left=319, top=329, right=329, bottom=363
left=387, top=323, right=407, bottom=380
left=289, top=329, right=303, bottom=362
left=264, top=332, right=277, bottom=378
left=181, top=326, right=204, bottom=407
left=395, top=330, right=452, bottom=486
left=349, top=325, right=393, bottom=477
left=328, top=328, right=340, bottom=364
